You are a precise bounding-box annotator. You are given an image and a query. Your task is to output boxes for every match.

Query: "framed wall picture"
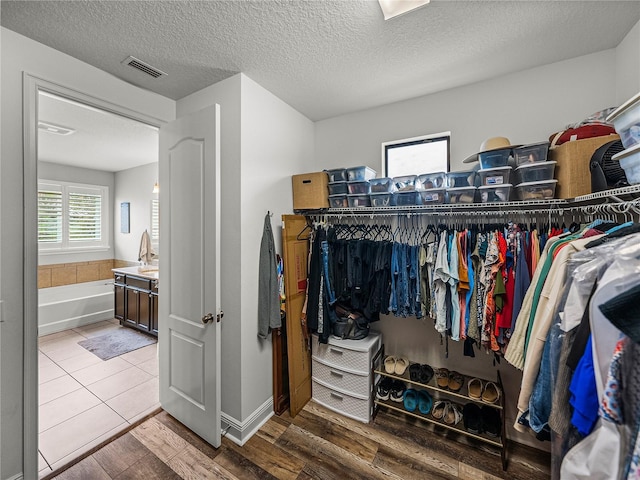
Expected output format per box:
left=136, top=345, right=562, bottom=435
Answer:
left=120, top=202, right=130, bottom=233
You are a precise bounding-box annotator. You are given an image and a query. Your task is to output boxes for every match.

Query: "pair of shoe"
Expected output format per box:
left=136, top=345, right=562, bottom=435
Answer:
left=431, top=400, right=463, bottom=425
left=384, top=355, right=410, bottom=376
left=377, top=377, right=406, bottom=402
left=468, top=378, right=501, bottom=404
left=435, top=368, right=465, bottom=392
left=408, top=363, right=434, bottom=384
left=403, top=389, right=432, bottom=414
left=462, top=403, right=501, bottom=437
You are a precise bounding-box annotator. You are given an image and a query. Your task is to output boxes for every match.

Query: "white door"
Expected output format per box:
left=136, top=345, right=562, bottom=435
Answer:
left=158, top=104, right=222, bottom=447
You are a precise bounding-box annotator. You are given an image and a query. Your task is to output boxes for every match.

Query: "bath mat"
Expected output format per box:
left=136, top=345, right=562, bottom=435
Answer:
left=78, top=327, right=157, bottom=361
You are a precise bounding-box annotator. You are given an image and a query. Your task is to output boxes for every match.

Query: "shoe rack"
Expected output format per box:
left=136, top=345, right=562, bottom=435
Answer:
left=372, top=344, right=507, bottom=471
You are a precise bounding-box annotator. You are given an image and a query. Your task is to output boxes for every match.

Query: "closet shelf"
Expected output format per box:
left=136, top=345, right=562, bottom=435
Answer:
left=374, top=398, right=503, bottom=448
left=299, top=184, right=640, bottom=217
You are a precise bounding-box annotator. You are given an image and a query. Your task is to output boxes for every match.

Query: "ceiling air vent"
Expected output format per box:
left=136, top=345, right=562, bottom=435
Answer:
left=121, top=56, right=167, bottom=79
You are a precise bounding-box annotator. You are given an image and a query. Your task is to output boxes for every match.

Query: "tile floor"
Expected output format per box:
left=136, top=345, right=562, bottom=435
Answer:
left=38, top=319, right=160, bottom=478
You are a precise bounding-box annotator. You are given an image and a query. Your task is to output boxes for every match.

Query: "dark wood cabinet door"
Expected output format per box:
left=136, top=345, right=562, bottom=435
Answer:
left=138, top=291, right=151, bottom=332
left=150, top=293, right=158, bottom=336
left=114, top=283, right=125, bottom=321
left=125, top=288, right=139, bottom=328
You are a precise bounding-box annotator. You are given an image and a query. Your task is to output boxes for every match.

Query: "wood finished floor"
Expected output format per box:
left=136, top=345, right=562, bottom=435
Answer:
left=47, top=401, right=550, bottom=480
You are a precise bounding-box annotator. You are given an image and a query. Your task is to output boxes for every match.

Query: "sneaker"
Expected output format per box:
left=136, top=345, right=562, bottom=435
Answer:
left=389, top=380, right=406, bottom=402
left=376, top=377, right=393, bottom=401
left=481, top=405, right=501, bottom=437
left=463, top=403, right=482, bottom=434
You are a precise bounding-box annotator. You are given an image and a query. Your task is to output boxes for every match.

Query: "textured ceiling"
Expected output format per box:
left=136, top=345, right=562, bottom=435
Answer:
left=38, top=92, right=158, bottom=172
left=3, top=0, right=640, bottom=122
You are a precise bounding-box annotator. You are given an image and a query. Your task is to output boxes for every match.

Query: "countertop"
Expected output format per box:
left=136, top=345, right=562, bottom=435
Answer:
left=112, top=266, right=159, bottom=281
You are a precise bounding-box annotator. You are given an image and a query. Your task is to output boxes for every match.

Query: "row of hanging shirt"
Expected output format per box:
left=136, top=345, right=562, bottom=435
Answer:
left=498, top=218, right=640, bottom=480
left=307, top=214, right=568, bottom=355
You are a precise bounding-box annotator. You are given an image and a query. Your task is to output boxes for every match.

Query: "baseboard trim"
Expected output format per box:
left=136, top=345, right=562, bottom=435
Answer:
left=221, top=397, right=274, bottom=446
left=6, top=473, right=24, bottom=480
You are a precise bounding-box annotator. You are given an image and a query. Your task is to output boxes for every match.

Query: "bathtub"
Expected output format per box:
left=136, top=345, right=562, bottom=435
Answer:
left=39, top=280, right=114, bottom=336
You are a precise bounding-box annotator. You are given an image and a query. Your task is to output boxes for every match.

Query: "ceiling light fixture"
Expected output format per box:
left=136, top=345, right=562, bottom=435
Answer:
left=152, top=182, right=159, bottom=194
left=38, top=121, right=76, bottom=136
left=378, top=0, right=430, bottom=20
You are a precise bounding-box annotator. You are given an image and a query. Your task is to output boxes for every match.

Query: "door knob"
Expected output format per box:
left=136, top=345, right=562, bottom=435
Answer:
left=202, top=313, right=214, bottom=324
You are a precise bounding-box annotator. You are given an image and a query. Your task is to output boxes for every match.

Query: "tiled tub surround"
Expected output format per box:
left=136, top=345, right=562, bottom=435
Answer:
left=38, top=319, right=160, bottom=478
left=38, top=259, right=139, bottom=289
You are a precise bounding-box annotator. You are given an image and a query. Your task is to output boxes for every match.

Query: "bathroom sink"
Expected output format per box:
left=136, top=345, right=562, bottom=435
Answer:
left=138, top=266, right=159, bottom=273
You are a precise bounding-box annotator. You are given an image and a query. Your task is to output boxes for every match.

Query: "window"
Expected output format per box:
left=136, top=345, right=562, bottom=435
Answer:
left=382, top=132, right=450, bottom=178
left=38, top=180, right=109, bottom=252
left=150, top=199, right=160, bottom=248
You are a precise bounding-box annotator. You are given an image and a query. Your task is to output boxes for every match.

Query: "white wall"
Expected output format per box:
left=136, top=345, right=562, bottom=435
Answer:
left=38, top=161, right=116, bottom=265
left=239, top=74, right=314, bottom=420
left=0, top=27, right=175, bottom=479
left=114, top=162, right=159, bottom=264
left=315, top=49, right=618, bottom=175
left=616, top=18, right=640, bottom=105
left=176, top=74, right=244, bottom=422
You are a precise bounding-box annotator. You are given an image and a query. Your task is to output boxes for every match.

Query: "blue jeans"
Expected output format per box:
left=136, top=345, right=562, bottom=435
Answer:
left=321, top=241, right=336, bottom=306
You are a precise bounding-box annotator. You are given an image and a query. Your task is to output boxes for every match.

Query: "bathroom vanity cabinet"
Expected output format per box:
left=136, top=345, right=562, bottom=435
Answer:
left=113, top=267, right=159, bottom=337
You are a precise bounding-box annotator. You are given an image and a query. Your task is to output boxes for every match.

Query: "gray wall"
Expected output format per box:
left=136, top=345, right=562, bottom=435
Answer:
left=114, top=162, right=159, bottom=264
left=239, top=74, right=315, bottom=420
left=315, top=49, right=619, bottom=177
left=0, top=27, right=175, bottom=480
left=616, top=19, right=640, bottom=104
left=38, top=161, right=116, bottom=265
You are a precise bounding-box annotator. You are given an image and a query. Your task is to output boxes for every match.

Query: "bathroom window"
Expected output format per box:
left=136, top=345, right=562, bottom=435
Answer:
left=38, top=180, right=109, bottom=252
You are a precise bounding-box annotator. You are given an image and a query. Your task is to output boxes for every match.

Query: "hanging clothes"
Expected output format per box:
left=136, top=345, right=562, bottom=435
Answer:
left=258, top=213, right=281, bottom=339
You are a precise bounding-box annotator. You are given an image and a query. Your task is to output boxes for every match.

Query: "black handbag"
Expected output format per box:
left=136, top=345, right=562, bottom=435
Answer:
left=332, top=303, right=370, bottom=340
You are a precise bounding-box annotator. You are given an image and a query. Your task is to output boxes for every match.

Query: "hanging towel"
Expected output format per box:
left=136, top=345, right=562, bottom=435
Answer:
left=258, top=213, right=281, bottom=339
left=138, top=229, right=156, bottom=264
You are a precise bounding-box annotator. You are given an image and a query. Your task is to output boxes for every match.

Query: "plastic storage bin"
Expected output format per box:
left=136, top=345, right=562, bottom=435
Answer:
left=478, top=184, right=512, bottom=203
left=446, top=171, right=476, bottom=188
left=325, top=168, right=347, bottom=183
left=328, top=194, right=348, bottom=208
left=416, top=172, right=446, bottom=190
left=612, top=143, right=640, bottom=185
left=328, top=182, right=348, bottom=195
left=478, top=148, right=511, bottom=169
left=516, top=180, right=558, bottom=200
left=395, top=191, right=421, bottom=206
left=370, top=192, right=396, bottom=207
left=419, top=189, right=445, bottom=205
left=514, top=142, right=550, bottom=165
left=347, top=181, right=371, bottom=194
left=346, top=166, right=376, bottom=182
left=369, top=177, right=396, bottom=193
left=347, top=194, right=371, bottom=208
left=478, top=166, right=512, bottom=186
left=515, top=161, right=556, bottom=184
left=447, top=187, right=477, bottom=204
left=393, top=175, right=417, bottom=191
left=607, top=92, right=640, bottom=149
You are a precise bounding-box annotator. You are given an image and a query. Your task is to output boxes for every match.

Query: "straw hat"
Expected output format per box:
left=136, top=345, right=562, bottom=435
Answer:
left=463, top=136, right=520, bottom=164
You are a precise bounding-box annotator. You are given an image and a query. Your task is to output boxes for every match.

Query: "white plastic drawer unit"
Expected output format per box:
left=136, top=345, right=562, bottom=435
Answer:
left=312, top=358, right=371, bottom=397
left=312, top=379, right=372, bottom=423
left=311, top=333, right=381, bottom=375
left=311, top=332, right=381, bottom=423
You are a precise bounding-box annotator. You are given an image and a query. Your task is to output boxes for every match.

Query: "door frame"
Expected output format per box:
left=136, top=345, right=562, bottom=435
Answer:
left=22, top=73, right=166, bottom=479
